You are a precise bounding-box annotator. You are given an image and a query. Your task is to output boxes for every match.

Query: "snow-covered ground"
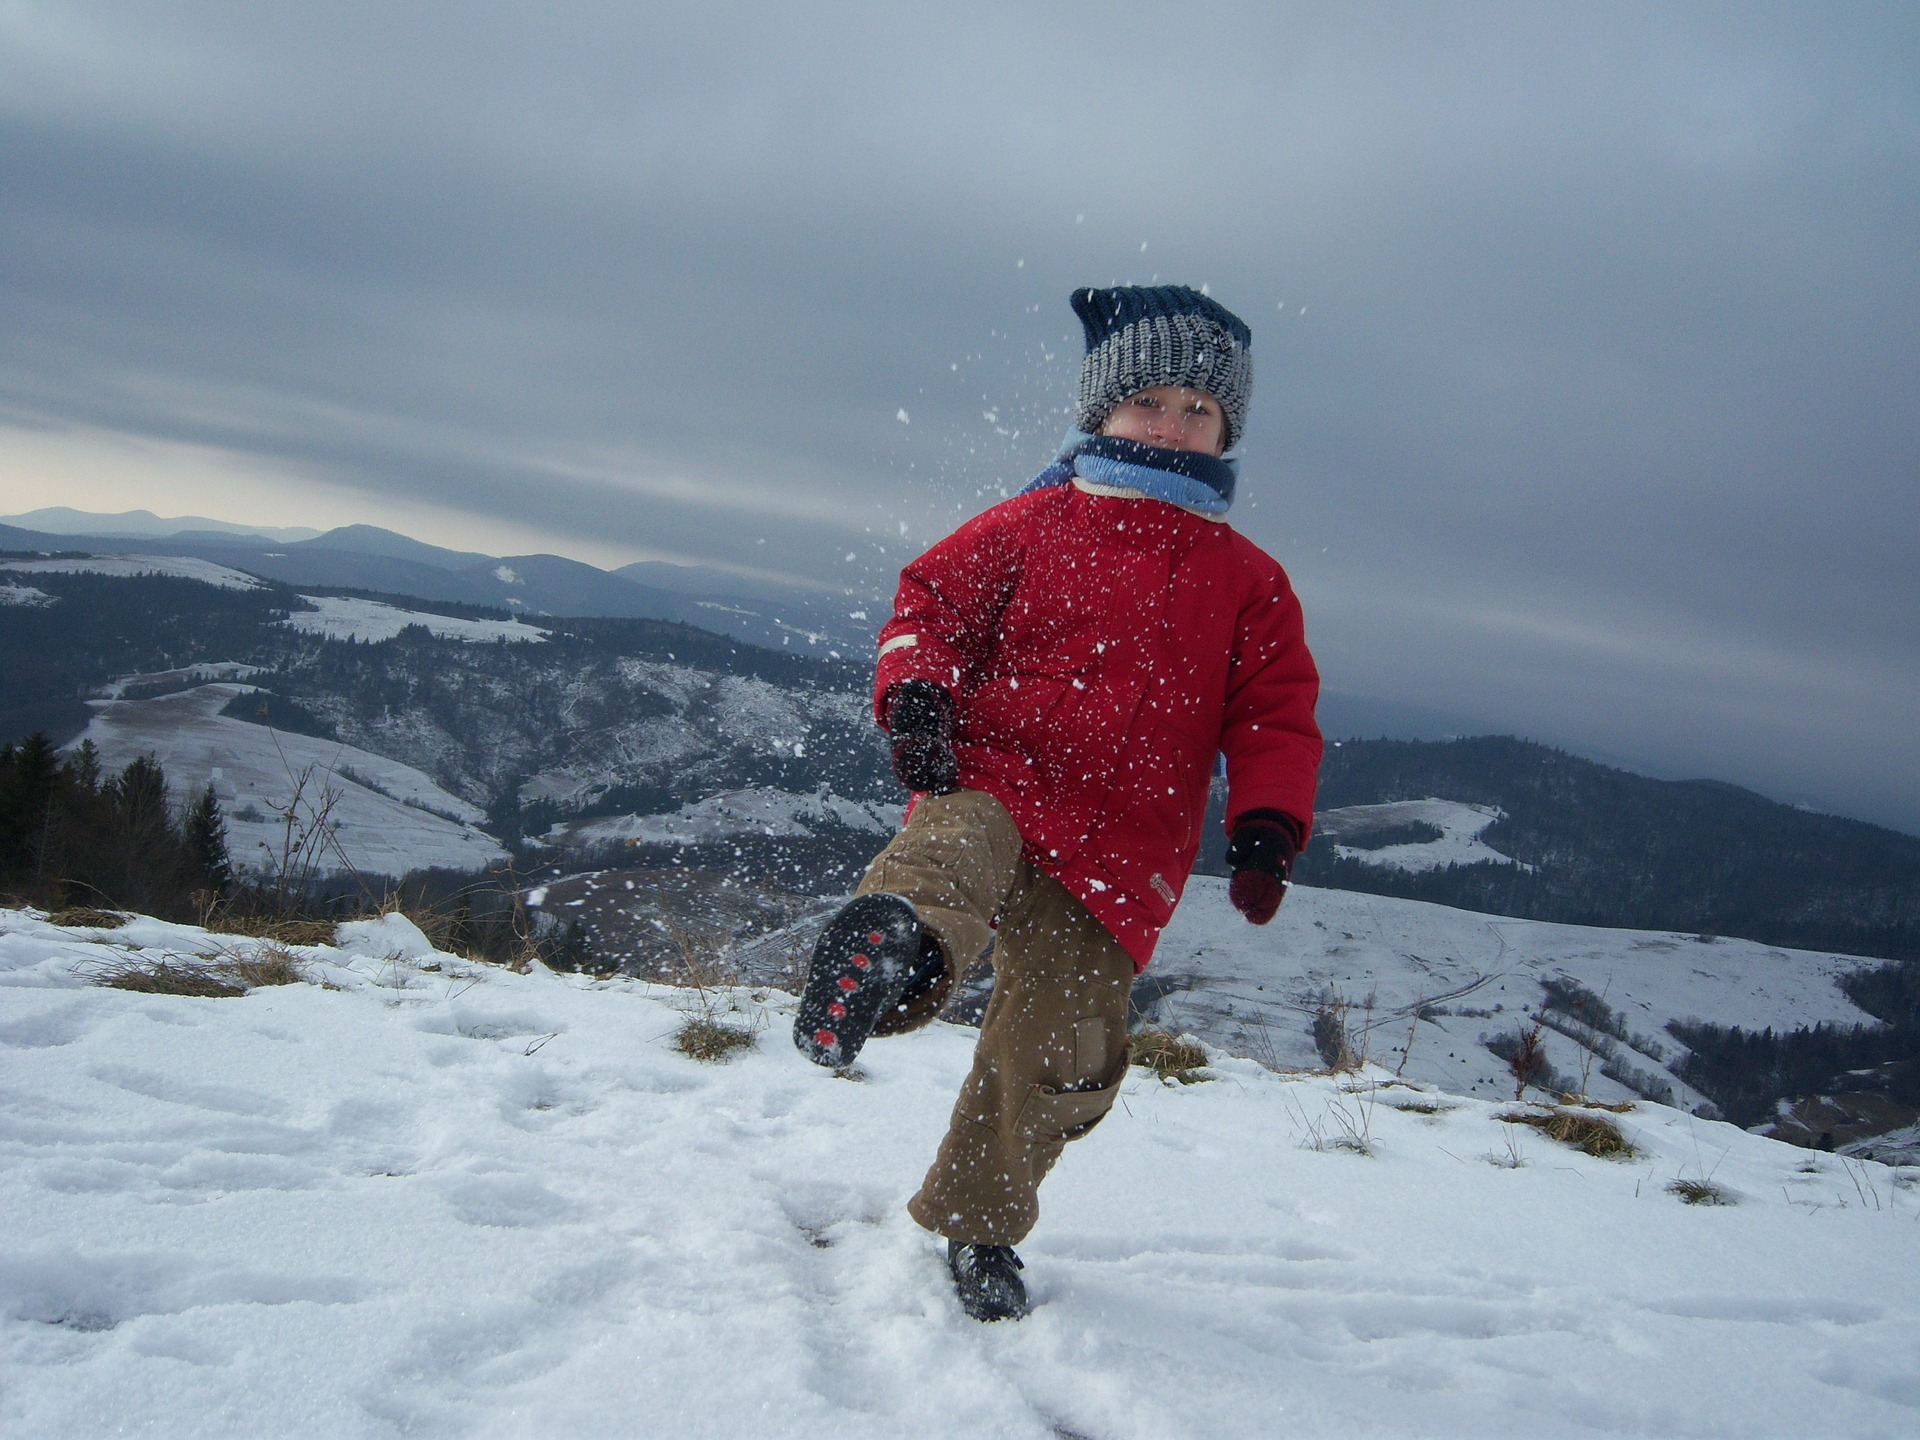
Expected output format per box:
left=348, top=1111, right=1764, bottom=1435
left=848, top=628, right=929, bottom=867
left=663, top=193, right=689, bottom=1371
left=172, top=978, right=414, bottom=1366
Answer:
left=541, top=786, right=902, bottom=849
left=0, top=582, right=53, bottom=607
left=2, top=905, right=1916, bottom=1438
left=0, top=555, right=267, bottom=591
left=283, top=596, right=550, bottom=645
left=1154, top=879, right=1882, bottom=1115
left=97, top=662, right=269, bottom=700
left=1315, top=798, right=1527, bottom=872
left=68, top=684, right=507, bottom=879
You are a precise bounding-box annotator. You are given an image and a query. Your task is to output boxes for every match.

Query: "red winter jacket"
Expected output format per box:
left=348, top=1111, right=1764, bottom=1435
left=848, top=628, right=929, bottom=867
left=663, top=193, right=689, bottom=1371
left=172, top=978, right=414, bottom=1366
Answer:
left=874, top=481, right=1321, bottom=969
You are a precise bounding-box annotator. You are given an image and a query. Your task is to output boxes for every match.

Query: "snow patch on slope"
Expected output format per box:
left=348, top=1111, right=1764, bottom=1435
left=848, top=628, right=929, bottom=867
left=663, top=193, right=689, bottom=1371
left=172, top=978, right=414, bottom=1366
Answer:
left=284, top=594, right=549, bottom=644
left=1151, top=879, right=1881, bottom=1111
left=0, top=554, right=266, bottom=590
left=0, top=583, right=53, bottom=607
left=1317, top=798, right=1528, bottom=872
left=67, top=684, right=507, bottom=878
left=0, top=905, right=1916, bottom=1438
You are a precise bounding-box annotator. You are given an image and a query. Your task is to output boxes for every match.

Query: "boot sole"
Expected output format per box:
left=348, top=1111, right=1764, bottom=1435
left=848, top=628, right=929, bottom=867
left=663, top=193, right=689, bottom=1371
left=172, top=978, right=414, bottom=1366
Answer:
left=793, top=894, right=922, bottom=1068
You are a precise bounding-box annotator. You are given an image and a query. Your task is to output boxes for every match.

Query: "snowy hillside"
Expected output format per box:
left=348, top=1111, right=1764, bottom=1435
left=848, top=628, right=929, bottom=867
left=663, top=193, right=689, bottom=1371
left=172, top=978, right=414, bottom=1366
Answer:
left=2, top=905, right=1916, bottom=1438
left=281, top=595, right=550, bottom=645
left=1314, top=798, right=1529, bottom=873
left=69, top=683, right=508, bottom=879
left=541, top=785, right=900, bottom=849
left=1150, top=879, right=1886, bottom=1121
left=0, top=554, right=267, bottom=591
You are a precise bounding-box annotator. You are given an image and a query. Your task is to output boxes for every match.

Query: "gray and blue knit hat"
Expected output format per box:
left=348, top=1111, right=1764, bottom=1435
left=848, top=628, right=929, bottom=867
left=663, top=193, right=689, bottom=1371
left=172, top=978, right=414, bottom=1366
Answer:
left=1071, top=285, right=1254, bottom=451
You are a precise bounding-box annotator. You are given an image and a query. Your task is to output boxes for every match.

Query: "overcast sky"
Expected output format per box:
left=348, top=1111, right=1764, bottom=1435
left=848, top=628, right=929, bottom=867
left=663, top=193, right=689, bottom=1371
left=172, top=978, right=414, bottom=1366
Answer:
left=3, top=1, right=1917, bottom=833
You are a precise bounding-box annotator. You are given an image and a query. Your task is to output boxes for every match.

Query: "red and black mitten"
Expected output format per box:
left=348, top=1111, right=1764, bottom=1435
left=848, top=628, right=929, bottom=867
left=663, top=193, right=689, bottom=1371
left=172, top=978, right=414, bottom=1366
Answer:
left=885, top=679, right=960, bottom=796
left=1225, top=811, right=1302, bottom=925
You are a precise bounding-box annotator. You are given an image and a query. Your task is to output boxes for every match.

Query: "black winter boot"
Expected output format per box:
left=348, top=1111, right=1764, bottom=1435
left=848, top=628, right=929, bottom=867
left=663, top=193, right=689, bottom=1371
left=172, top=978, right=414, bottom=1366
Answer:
left=947, top=1241, right=1030, bottom=1322
left=793, top=894, right=927, bottom=1068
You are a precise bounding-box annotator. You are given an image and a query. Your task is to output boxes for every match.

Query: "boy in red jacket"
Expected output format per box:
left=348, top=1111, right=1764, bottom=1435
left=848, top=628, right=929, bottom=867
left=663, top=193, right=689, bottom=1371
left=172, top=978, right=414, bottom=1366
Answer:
left=794, top=285, right=1322, bottom=1321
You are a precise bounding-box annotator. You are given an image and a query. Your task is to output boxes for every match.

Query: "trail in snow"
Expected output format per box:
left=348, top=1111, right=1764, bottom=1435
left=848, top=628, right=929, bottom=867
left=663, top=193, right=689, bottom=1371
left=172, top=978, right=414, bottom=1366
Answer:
left=2, top=906, right=1917, bottom=1438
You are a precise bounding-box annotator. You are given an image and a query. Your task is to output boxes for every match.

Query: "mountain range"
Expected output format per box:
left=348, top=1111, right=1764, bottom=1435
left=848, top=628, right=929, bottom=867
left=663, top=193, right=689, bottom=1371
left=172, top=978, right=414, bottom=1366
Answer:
left=0, top=513, right=874, bottom=656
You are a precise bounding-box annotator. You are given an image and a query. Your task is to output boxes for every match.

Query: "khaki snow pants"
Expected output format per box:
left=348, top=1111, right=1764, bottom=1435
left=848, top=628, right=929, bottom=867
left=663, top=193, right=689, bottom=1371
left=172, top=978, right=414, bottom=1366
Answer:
left=854, top=789, right=1135, bottom=1246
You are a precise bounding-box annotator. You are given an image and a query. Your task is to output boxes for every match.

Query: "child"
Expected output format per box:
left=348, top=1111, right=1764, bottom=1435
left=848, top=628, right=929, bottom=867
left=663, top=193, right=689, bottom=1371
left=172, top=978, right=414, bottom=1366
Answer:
left=794, top=285, right=1322, bottom=1321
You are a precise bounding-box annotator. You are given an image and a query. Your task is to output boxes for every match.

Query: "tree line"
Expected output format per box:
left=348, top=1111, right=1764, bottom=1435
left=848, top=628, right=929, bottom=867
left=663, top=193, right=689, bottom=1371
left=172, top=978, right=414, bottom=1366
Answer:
left=0, top=733, right=232, bottom=920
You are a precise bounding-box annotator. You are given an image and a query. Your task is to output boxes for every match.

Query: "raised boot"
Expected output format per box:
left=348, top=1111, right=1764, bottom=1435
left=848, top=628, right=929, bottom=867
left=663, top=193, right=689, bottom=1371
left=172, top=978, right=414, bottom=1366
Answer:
left=793, top=893, right=929, bottom=1067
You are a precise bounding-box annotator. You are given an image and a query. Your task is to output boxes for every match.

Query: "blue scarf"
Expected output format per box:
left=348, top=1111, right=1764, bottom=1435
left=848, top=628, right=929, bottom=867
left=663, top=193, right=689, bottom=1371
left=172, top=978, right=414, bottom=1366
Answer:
left=1018, top=429, right=1237, bottom=515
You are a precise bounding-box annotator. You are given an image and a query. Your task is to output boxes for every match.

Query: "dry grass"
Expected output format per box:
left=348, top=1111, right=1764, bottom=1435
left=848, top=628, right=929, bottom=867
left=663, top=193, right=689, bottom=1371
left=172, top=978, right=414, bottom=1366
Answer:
left=93, top=958, right=246, bottom=998
left=1667, top=1178, right=1736, bottom=1206
left=202, top=913, right=338, bottom=946
left=1132, top=1027, right=1210, bottom=1084
left=49, top=908, right=129, bottom=930
left=84, top=943, right=307, bottom=997
left=673, top=1016, right=756, bottom=1062
left=1499, top=1106, right=1637, bottom=1159
left=220, top=945, right=306, bottom=987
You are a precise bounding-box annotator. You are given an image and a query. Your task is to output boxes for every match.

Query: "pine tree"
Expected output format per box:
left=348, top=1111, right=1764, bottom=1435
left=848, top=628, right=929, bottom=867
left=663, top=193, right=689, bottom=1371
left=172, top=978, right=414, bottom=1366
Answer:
left=184, top=783, right=235, bottom=900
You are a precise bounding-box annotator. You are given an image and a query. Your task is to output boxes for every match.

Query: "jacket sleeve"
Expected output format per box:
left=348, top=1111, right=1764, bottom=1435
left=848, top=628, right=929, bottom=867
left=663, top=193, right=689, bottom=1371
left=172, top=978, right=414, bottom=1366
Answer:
left=1218, top=553, right=1323, bottom=845
left=872, top=498, right=1026, bottom=726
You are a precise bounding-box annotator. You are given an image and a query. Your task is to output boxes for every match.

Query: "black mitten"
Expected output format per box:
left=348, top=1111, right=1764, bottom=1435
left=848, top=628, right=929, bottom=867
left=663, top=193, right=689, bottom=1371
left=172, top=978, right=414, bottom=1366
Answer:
left=885, top=680, right=960, bottom=795
left=1225, top=810, right=1302, bottom=925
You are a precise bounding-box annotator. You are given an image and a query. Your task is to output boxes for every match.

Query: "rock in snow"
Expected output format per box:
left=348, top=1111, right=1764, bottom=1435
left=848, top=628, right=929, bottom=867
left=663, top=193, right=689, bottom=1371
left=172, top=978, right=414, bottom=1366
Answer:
left=2, top=904, right=1917, bottom=1438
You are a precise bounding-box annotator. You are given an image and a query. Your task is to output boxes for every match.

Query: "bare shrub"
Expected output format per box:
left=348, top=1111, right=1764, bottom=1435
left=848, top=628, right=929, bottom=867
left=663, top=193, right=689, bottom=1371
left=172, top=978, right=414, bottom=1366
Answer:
left=1311, top=990, right=1360, bottom=1071
left=1288, top=1085, right=1376, bottom=1155
left=1488, top=1015, right=1561, bottom=1099
left=664, top=917, right=757, bottom=1062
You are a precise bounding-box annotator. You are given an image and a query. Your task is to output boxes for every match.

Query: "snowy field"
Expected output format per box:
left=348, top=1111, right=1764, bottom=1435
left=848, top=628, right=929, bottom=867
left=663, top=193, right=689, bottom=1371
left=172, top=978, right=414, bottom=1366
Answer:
left=283, top=596, right=550, bottom=645
left=69, top=684, right=507, bottom=879
left=1, top=906, right=1916, bottom=1438
left=1315, top=798, right=1527, bottom=872
left=0, top=555, right=267, bottom=591
left=0, top=582, right=53, bottom=607
left=1154, top=878, right=1883, bottom=1116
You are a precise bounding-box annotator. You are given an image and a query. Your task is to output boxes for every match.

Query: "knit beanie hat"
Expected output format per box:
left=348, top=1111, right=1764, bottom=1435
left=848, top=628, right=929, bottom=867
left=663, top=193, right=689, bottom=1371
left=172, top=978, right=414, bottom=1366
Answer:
left=1071, top=285, right=1254, bottom=451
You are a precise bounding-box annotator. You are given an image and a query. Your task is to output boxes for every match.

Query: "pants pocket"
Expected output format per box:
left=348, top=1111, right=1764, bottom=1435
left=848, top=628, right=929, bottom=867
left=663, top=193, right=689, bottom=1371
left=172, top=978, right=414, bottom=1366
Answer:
left=1013, top=1056, right=1128, bottom=1146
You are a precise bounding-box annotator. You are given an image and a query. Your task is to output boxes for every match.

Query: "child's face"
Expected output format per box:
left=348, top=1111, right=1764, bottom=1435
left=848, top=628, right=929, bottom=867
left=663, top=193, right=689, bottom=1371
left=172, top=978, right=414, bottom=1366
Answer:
left=1099, top=385, right=1227, bottom=455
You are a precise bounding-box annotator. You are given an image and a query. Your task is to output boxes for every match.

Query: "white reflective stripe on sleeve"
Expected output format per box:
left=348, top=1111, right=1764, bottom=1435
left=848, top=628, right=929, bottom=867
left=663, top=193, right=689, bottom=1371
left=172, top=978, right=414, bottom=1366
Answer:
left=877, top=633, right=920, bottom=658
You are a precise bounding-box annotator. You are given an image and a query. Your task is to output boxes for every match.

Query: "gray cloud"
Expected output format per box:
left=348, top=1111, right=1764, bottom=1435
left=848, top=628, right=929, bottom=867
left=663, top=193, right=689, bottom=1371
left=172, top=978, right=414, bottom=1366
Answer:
left=2, top=1, right=1916, bottom=829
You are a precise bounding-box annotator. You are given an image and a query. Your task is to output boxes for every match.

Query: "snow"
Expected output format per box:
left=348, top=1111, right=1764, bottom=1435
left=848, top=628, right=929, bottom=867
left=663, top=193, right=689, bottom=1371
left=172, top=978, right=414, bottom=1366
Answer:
left=283, top=595, right=549, bottom=645
left=0, top=583, right=53, bottom=607
left=67, top=684, right=508, bottom=880
left=542, top=786, right=902, bottom=849
left=0, top=555, right=267, bottom=591
left=2, top=904, right=1917, bottom=1438
left=1316, top=798, right=1528, bottom=872
left=1153, top=879, right=1882, bottom=1113
left=97, top=662, right=269, bottom=700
